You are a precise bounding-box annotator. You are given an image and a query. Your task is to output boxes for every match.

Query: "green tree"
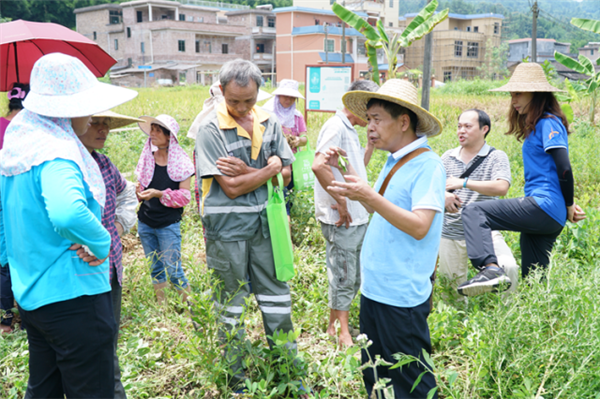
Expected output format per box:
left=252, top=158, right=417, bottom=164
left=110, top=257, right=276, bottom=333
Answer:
left=333, top=0, right=448, bottom=85
left=477, top=38, right=509, bottom=80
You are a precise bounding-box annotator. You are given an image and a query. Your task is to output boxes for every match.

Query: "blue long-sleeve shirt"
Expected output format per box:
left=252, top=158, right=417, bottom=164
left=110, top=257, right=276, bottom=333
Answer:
left=0, top=159, right=111, bottom=311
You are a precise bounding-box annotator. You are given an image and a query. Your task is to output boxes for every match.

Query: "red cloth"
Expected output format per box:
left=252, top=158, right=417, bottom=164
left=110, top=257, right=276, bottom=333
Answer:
left=0, top=117, right=10, bottom=149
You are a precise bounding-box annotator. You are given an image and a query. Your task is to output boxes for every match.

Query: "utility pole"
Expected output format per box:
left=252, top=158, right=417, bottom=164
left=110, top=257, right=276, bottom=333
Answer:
left=531, top=0, right=539, bottom=63
left=341, top=1, right=346, bottom=63
left=421, top=0, right=433, bottom=111
left=325, top=22, right=329, bottom=64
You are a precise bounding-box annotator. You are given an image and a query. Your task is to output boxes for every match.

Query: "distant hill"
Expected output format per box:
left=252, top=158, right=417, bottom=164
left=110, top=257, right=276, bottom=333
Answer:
left=400, top=0, right=600, bottom=52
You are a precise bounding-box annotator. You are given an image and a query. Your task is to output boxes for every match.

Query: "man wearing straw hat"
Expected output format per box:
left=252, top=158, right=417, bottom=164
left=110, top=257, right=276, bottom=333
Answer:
left=325, top=79, right=445, bottom=397
left=311, top=79, right=379, bottom=347
left=195, top=59, right=297, bottom=388
left=78, top=110, right=141, bottom=399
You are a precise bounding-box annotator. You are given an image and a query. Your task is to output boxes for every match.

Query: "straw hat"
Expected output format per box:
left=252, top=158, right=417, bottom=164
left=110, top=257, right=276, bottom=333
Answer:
left=92, top=110, right=143, bottom=130
left=272, top=79, right=304, bottom=99
left=490, top=62, right=565, bottom=92
left=343, top=79, right=442, bottom=137
left=138, top=114, right=180, bottom=140
left=23, top=53, right=137, bottom=118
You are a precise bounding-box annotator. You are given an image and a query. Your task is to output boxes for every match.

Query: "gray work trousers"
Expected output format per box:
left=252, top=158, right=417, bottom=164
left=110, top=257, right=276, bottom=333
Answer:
left=206, top=229, right=296, bottom=384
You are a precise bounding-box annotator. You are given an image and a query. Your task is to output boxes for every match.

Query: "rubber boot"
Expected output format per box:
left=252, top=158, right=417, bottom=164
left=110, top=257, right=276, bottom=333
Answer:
left=153, top=282, right=169, bottom=305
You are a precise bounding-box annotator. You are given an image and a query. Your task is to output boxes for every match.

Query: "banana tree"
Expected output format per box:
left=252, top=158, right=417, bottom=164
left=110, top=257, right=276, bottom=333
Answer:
left=554, top=18, right=600, bottom=124
left=332, top=0, right=448, bottom=85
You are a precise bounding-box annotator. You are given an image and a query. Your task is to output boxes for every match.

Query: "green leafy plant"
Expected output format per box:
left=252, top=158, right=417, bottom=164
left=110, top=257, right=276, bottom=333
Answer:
left=332, top=0, right=448, bottom=85
left=554, top=17, right=600, bottom=125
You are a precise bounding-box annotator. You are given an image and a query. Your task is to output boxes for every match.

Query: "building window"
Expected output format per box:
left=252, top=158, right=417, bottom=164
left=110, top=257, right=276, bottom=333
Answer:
left=389, top=0, right=393, bottom=7
left=473, top=26, right=479, bottom=33
left=127, top=57, right=132, bottom=66
left=204, top=41, right=212, bottom=53
left=93, top=31, right=97, bottom=40
left=222, top=43, right=228, bottom=54
left=109, top=10, right=122, bottom=24
left=256, top=43, right=265, bottom=53
left=179, top=13, right=185, bottom=21
left=178, top=40, right=185, bottom=52
left=198, top=17, right=204, bottom=22
left=196, top=40, right=200, bottom=53
left=494, top=22, right=499, bottom=34
left=179, top=72, right=186, bottom=83
left=466, top=26, right=471, bottom=32
left=324, top=39, right=334, bottom=52
left=141, top=42, right=145, bottom=53
left=114, top=39, right=118, bottom=51
left=268, top=17, right=275, bottom=28
left=389, top=22, right=392, bottom=27
left=591, top=49, right=595, bottom=55
left=137, top=11, right=143, bottom=23
left=315, top=19, right=320, bottom=25
left=256, top=16, right=263, bottom=27
left=444, top=71, right=452, bottom=82
left=454, top=40, right=463, bottom=57
left=127, top=27, right=131, bottom=38
left=467, top=42, right=479, bottom=58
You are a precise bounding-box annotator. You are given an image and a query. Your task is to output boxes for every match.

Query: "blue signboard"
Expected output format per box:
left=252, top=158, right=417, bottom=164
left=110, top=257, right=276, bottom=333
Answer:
left=138, top=65, right=152, bottom=70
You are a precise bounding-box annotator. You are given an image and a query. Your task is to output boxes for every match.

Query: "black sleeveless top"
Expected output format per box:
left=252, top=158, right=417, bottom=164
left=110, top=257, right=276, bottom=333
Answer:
left=137, top=165, right=183, bottom=229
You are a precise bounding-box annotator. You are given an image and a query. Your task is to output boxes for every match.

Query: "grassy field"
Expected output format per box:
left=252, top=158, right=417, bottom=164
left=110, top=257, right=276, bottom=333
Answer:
left=1, top=81, right=600, bottom=398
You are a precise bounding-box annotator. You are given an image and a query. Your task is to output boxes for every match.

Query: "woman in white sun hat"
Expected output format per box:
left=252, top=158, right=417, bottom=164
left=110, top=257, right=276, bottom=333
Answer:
left=263, top=79, right=308, bottom=215
left=135, top=114, right=194, bottom=304
left=0, top=52, right=137, bottom=398
left=458, top=62, right=587, bottom=297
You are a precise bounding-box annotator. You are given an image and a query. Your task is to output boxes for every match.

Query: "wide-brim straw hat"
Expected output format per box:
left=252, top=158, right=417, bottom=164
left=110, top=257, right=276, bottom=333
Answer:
left=23, top=53, right=138, bottom=118
left=490, top=62, right=565, bottom=92
left=92, top=110, right=143, bottom=130
left=272, top=79, right=304, bottom=99
left=343, top=79, right=442, bottom=137
left=138, top=114, right=180, bottom=140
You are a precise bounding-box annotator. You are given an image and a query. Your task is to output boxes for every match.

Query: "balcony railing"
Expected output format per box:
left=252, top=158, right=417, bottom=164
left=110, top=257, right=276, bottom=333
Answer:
left=253, top=53, right=273, bottom=61
left=252, top=26, right=276, bottom=35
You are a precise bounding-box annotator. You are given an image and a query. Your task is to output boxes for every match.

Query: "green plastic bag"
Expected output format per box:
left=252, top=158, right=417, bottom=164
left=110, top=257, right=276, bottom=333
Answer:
left=292, top=139, right=316, bottom=191
left=266, top=173, right=295, bottom=282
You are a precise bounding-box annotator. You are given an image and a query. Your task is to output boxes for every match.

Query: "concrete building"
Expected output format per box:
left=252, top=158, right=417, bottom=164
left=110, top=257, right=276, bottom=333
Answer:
left=579, top=42, right=600, bottom=64
left=74, top=0, right=261, bottom=87
left=273, top=6, right=372, bottom=83
left=293, top=0, right=399, bottom=29
left=399, top=12, right=503, bottom=82
left=226, top=6, right=277, bottom=80
left=507, top=38, right=571, bottom=63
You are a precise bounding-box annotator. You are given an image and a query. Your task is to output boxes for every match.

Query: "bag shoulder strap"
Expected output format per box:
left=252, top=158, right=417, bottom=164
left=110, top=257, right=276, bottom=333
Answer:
left=459, top=147, right=495, bottom=179
left=378, top=147, right=430, bottom=196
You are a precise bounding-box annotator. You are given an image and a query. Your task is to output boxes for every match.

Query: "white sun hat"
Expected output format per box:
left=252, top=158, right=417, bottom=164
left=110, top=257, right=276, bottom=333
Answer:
left=138, top=114, right=180, bottom=140
left=23, top=52, right=138, bottom=118
left=272, top=79, right=304, bottom=99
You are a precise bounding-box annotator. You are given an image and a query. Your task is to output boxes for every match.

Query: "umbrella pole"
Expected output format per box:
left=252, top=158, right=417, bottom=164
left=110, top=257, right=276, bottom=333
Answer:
left=13, top=42, right=20, bottom=83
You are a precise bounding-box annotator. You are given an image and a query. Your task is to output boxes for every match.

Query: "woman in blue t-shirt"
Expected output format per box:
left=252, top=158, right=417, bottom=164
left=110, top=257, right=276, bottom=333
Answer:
left=458, top=63, right=586, bottom=297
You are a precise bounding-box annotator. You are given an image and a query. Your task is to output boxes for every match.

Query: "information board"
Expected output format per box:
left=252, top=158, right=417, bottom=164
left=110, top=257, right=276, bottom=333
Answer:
left=305, top=64, right=354, bottom=114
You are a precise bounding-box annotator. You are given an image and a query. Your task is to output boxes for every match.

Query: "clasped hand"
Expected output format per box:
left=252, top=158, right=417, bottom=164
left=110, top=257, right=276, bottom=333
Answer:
left=69, top=244, right=107, bottom=267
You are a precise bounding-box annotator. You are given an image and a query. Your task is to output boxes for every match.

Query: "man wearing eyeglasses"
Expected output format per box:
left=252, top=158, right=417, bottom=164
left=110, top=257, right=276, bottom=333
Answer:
left=439, top=109, right=518, bottom=300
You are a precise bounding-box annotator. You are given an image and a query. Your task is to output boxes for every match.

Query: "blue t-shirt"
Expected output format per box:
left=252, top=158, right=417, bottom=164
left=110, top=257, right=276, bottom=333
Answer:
left=360, top=150, right=446, bottom=308
left=522, top=115, right=568, bottom=226
left=0, top=159, right=111, bottom=311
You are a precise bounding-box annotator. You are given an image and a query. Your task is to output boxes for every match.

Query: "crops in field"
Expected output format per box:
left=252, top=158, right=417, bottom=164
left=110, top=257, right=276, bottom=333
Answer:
left=1, top=83, right=600, bottom=398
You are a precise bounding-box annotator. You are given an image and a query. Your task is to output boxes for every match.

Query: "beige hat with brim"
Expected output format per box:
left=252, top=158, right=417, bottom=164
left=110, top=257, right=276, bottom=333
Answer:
left=92, top=110, right=144, bottom=130
left=343, top=79, right=442, bottom=137
left=490, top=62, right=565, bottom=92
